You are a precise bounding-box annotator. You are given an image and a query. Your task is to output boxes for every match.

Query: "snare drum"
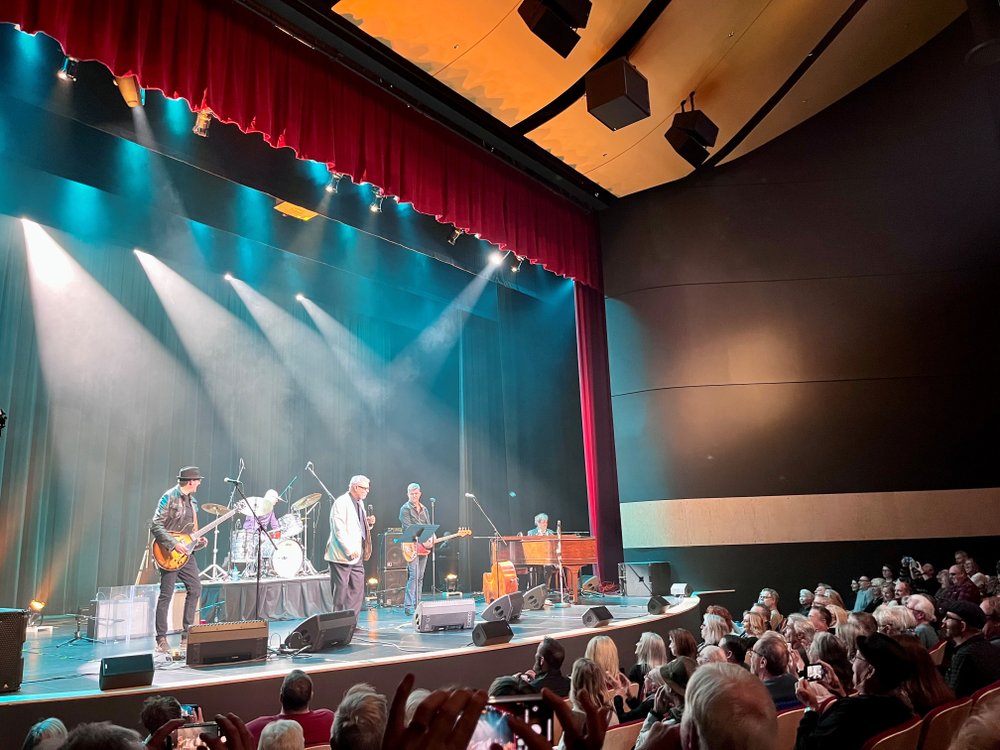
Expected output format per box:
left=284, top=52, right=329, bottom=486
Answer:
left=271, top=539, right=304, bottom=578
left=230, top=530, right=253, bottom=564
left=278, top=513, right=303, bottom=538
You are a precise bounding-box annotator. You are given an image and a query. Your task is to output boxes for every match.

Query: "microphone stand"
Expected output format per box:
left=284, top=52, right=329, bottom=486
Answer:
left=553, top=520, right=570, bottom=608
left=467, top=493, right=506, bottom=600
left=306, top=462, right=335, bottom=574
left=229, top=480, right=272, bottom=621
left=202, top=460, right=244, bottom=582
left=429, top=497, right=438, bottom=593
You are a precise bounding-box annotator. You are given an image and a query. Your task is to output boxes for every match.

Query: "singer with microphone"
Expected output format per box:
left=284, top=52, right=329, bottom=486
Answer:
left=325, top=475, right=375, bottom=616
left=150, top=466, right=207, bottom=654
left=399, top=482, right=434, bottom=616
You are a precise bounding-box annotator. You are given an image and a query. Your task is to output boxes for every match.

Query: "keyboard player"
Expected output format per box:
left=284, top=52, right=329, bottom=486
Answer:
left=524, top=512, right=555, bottom=587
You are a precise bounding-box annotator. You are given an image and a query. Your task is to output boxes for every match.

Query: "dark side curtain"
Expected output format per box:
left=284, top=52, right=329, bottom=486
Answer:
left=3, top=0, right=602, bottom=289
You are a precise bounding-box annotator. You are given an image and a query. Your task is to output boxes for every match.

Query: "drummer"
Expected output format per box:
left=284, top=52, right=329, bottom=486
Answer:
left=242, top=489, right=281, bottom=535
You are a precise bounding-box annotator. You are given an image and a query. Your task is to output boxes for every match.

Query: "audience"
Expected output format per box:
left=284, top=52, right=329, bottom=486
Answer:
left=941, top=600, right=1000, bottom=697
left=894, top=634, right=954, bottom=716
left=798, top=589, right=814, bottom=615
left=60, top=723, right=144, bottom=750
left=585, top=635, right=632, bottom=701
left=749, top=632, right=799, bottom=708
left=21, top=718, right=67, bottom=750
left=807, top=632, right=852, bottom=694
left=698, top=614, right=729, bottom=649
left=851, top=576, right=875, bottom=612
left=560, top=657, right=618, bottom=749
left=628, top=631, right=669, bottom=695
left=946, top=691, right=1000, bottom=750
left=681, top=663, right=777, bottom=750
left=517, top=635, right=571, bottom=697
left=669, top=628, right=699, bottom=660
left=758, top=588, right=785, bottom=631
left=246, top=669, right=334, bottom=747
left=697, top=645, right=726, bottom=666
left=488, top=675, right=533, bottom=697
left=940, top=564, right=982, bottom=604
left=847, top=610, right=877, bottom=637
left=259, top=719, right=304, bottom=750
left=330, top=683, right=387, bottom=750
left=807, top=606, right=831, bottom=635
left=873, top=603, right=914, bottom=637
left=904, top=593, right=941, bottom=649
left=705, top=605, right=735, bottom=634
left=719, top=634, right=748, bottom=668
left=139, top=696, right=183, bottom=740
left=982, top=595, right=1000, bottom=640
left=741, top=610, right=768, bottom=640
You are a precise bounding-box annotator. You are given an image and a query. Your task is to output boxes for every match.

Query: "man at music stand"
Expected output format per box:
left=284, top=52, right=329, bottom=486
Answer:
left=399, top=483, right=437, bottom=616
left=150, top=466, right=206, bottom=654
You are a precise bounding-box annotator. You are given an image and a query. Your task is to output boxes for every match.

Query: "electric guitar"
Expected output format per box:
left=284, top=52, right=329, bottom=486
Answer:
left=152, top=507, right=239, bottom=571
left=400, top=527, right=471, bottom=563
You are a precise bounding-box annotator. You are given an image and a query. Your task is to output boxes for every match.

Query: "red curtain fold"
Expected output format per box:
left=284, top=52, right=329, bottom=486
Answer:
left=5, top=0, right=601, bottom=289
left=575, top=282, right=623, bottom=582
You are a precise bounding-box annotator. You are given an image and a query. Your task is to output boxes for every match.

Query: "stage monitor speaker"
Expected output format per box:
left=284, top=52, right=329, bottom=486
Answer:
left=0, top=608, right=27, bottom=693
left=99, top=653, right=154, bottom=691
left=671, top=583, right=692, bottom=598
left=580, top=575, right=601, bottom=594
left=380, top=569, right=407, bottom=607
left=382, top=529, right=405, bottom=569
left=482, top=591, right=525, bottom=623
left=472, top=620, right=515, bottom=647
left=186, top=620, right=268, bottom=666
left=284, top=610, right=356, bottom=652
left=523, top=585, right=548, bottom=610
left=582, top=605, right=613, bottom=628
left=518, top=0, right=581, bottom=58
left=586, top=57, right=650, bottom=131
left=415, top=598, right=476, bottom=633
left=647, top=596, right=669, bottom=615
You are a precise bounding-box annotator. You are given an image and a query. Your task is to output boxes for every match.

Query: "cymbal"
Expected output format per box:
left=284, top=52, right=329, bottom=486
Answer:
left=241, top=496, right=276, bottom=516
left=291, top=492, right=322, bottom=512
left=201, top=503, right=229, bottom=516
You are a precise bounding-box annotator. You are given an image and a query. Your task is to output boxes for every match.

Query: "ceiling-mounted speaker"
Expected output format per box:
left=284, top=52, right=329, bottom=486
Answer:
left=518, top=0, right=588, bottom=58
left=965, top=0, right=1000, bottom=66
left=545, top=0, right=592, bottom=28
left=586, top=58, right=650, bottom=131
left=670, top=110, right=719, bottom=148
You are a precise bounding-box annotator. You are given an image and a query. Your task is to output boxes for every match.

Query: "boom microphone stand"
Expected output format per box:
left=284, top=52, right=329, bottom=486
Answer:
left=226, top=479, right=274, bottom=621
left=429, top=497, right=438, bottom=593
left=553, top=520, right=570, bottom=608
left=202, top=459, right=244, bottom=582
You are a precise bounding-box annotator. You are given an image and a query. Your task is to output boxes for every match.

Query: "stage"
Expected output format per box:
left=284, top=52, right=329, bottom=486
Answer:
left=1, top=594, right=702, bottom=741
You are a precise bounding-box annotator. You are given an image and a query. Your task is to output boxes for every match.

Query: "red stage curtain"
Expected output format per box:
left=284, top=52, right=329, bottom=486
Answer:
left=5, top=0, right=601, bottom=289
left=575, top=282, right=623, bottom=581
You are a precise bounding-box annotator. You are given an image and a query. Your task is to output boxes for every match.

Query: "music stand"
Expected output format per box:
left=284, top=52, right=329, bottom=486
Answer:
left=402, top=523, right=439, bottom=544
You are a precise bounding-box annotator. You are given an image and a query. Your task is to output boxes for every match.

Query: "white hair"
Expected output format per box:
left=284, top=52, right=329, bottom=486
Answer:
left=534, top=512, right=549, bottom=524
left=259, top=719, right=304, bottom=750
left=681, top=663, right=777, bottom=750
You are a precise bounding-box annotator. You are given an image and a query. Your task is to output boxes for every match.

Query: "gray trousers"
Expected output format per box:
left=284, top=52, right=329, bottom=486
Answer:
left=330, top=559, right=366, bottom=615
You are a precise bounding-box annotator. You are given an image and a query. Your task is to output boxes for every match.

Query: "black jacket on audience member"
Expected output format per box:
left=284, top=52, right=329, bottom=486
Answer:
left=529, top=668, right=570, bottom=698
left=945, top=634, right=1000, bottom=697
left=795, top=695, right=913, bottom=750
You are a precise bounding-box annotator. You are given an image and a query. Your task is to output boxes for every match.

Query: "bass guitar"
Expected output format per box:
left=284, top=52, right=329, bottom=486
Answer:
left=152, top=507, right=239, bottom=571
left=400, top=527, right=471, bottom=563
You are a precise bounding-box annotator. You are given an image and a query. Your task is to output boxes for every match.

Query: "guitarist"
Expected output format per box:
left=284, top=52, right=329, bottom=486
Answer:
left=150, top=466, right=206, bottom=653
left=399, top=482, right=432, bottom=616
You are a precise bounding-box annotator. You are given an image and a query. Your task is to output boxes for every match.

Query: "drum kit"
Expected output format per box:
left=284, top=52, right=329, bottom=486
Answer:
left=200, top=491, right=323, bottom=581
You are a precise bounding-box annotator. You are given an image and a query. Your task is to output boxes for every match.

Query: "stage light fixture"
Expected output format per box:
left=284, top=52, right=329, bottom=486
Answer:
left=325, top=171, right=345, bottom=194
left=192, top=108, right=213, bottom=138
left=57, top=57, right=79, bottom=82
left=370, top=187, right=386, bottom=213
left=447, top=228, right=463, bottom=246
left=445, top=573, right=459, bottom=593
left=512, top=256, right=525, bottom=273
left=27, top=599, right=46, bottom=628
left=665, top=92, right=718, bottom=168
left=224, top=273, right=234, bottom=282
left=295, top=293, right=305, bottom=302
left=113, top=75, right=145, bottom=108
left=488, top=250, right=505, bottom=266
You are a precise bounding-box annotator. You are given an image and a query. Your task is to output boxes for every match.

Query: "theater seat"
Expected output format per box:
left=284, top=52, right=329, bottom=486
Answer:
left=775, top=706, right=805, bottom=750
left=861, top=716, right=922, bottom=750
left=917, top=697, right=972, bottom=750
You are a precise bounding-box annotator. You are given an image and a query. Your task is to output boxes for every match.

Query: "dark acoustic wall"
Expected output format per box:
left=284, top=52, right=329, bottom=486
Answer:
left=601, top=18, right=1000, bottom=609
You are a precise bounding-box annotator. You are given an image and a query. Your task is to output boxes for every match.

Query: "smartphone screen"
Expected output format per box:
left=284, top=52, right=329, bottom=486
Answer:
left=806, top=664, right=824, bottom=682
left=169, top=721, right=219, bottom=749
left=179, top=704, right=199, bottom=720
left=475, top=695, right=552, bottom=749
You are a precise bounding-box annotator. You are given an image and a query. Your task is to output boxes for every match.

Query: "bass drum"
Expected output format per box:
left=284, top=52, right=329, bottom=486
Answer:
left=271, top=539, right=303, bottom=578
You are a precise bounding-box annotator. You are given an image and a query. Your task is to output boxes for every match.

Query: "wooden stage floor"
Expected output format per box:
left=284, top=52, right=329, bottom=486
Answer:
left=1, top=595, right=702, bottom=741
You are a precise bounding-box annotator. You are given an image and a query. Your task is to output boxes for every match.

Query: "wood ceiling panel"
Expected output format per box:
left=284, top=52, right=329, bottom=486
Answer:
left=723, top=0, right=966, bottom=165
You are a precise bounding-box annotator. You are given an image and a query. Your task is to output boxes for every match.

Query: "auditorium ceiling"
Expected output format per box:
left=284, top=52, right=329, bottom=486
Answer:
left=270, top=0, right=965, bottom=200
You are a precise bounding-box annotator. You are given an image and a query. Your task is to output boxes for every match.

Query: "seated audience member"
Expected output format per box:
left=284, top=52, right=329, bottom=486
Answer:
left=798, top=589, right=815, bottom=615
left=852, top=576, right=875, bottom=612
left=699, top=613, right=729, bottom=649
left=873, top=603, right=915, bottom=637
left=894, top=634, right=954, bottom=716
left=912, top=563, right=940, bottom=597
left=904, top=593, right=941, bottom=649
left=559, top=658, right=619, bottom=749
left=750, top=631, right=800, bottom=708
left=783, top=614, right=816, bottom=664
left=941, top=600, right=1000, bottom=697
left=758, top=588, right=785, bottom=631
left=939, top=564, right=982, bottom=605
left=807, top=632, right=853, bottom=695
left=585, top=634, right=632, bottom=701
left=821, top=589, right=846, bottom=610
left=403, top=688, right=430, bottom=726
left=937, top=568, right=952, bottom=594
left=629, top=632, right=669, bottom=695
left=955, top=549, right=970, bottom=567
left=140, top=696, right=184, bottom=740
left=794, top=633, right=914, bottom=750
left=972, top=572, right=989, bottom=594
left=635, top=657, right=697, bottom=734
left=720, top=634, right=748, bottom=668
left=21, top=718, right=67, bottom=750
left=680, top=663, right=777, bottom=750
left=246, top=669, right=334, bottom=746
left=259, top=719, right=304, bottom=750
left=965, top=557, right=981, bottom=576
left=749, top=603, right=773, bottom=629
left=807, top=605, right=832, bottom=634
left=741, top=610, right=768, bottom=641
left=881, top=563, right=897, bottom=581
left=669, top=628, right=699, bottom=660
left=697, top=645, right=726, bottom=666
left=945, top=691, right=1000, bottom=750
left=879, top=582, right=897, bottom=609
left=894, top=579, right=912, bottom=605
left=706, top=605, right=736, bottom=634
left=982, top=595, right=1000, bottom=640
left=836, top=621, right=861, bottom=660
left=516, top=635, right=571, bottom=697
left=489, top=675, right=534, bottom=697
left=825, top=604, right=848, bottom=630
left=847, top=610, right=877, bottom=637
left=330, top=683, right=388, bottom=750
left=59, top=723, right=144, bottom=750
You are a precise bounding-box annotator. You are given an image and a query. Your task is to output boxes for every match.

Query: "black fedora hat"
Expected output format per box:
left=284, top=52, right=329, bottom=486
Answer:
left=177, top=466, right=206, bottom=482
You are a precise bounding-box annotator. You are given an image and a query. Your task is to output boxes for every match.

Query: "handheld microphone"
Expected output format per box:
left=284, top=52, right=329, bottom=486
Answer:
left=464, top=492, right=476, bottom=498
left=367, top=504, right=374, bottom=515
left=224, top=477, right=242, bottom=485
left=429, top=497, right=436, bottom=504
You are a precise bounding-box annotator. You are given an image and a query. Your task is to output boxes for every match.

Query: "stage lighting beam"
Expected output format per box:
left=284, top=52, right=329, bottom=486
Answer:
left=370, top=187, right=386, bottom=213
left=114, top=75, right=145, bottom=108
left=57, top=57, right=79, bottom=82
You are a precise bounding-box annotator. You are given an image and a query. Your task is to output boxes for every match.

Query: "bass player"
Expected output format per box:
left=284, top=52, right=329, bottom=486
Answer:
left=399, top=482, right=432, bottom=616
left=150, top=466, right=206, bottom=653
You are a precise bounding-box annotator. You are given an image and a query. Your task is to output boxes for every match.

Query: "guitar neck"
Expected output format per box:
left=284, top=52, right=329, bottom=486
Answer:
left=189, top=508, right=237, bottom=541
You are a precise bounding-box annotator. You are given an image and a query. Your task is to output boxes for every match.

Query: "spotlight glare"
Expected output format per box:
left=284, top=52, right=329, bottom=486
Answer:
left=367, top=577, right=379, bottom=586
left=192, top=108, right=213, bottom=137
left=295, top=293, right=305, bottom=302
left=369, top=186, right=386, bottom=213
left=57, top=57, right=78, bottom=82
left=447, top=228, right=463, bottom=246
left=224, top=273, right=234, bottom=282
left=488, top=250, right=504, bottom=266
left=29, top=600, right=46, bottom=612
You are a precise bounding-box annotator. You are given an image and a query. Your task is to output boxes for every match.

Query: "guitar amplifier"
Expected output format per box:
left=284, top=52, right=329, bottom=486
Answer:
left=382, top=529, right=405, bottom=569
left=414, top=598, right=475, bottom=632
left=379, top=569, right=407, bottom=607
left=186, top=620, right=268, bottom=666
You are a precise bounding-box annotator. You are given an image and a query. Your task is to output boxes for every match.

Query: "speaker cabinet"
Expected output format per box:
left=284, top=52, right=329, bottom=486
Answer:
left=666, top=128, right=709, bottom=168
left=415, top=599, right=476, bottom=632
left=586, top=57, right=650, bottom=131
left=0, top=608, right=27, bottom=693
left=621, top=562, right=673, bottom=597
left=380, top=568, right=407, bottom=607
left=523, top=585, right=548, bottom=610
left=482, top=591, right=524, bottom=623
left=518, top=0, right=581, bottom=58
left=99, top=653, right=154, bottom=690
left=186, top=620, right=268, bottom=666
left=582, top=605, right=613, bottom=628
left=283, top=610, right=356, bottom=652
left=382, top=529, right=405, bottom=569
left=472, top=620, right=515, bottom=647
left=647, top=595, right=669, bottom=615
